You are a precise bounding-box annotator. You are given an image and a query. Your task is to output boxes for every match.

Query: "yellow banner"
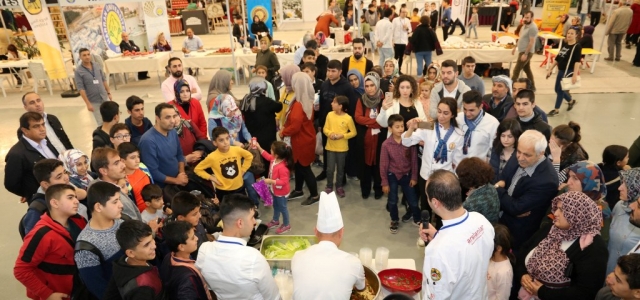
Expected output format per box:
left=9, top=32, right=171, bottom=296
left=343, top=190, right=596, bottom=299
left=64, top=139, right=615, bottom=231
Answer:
left=541, top=0, right=571, bottom=30
left=18, top=0, right=67, bottom=80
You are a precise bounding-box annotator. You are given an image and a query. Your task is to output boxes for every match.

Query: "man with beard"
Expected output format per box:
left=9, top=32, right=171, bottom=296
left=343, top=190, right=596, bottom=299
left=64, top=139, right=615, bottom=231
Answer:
left=485, top=75, right=514, bottom=122
left=511, top=11, right=537, bottom=91
left=428, top=59, right=470, bottom=120
left=161, top=57, right=202, bottom=102
left=341, top=38, right=373, bottom=77
left=89, top=147, right=142, bottom=221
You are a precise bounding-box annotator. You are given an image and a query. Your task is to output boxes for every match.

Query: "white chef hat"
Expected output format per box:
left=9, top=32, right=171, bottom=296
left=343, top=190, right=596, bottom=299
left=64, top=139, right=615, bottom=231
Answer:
left=316, top=192, right=343, bottom=234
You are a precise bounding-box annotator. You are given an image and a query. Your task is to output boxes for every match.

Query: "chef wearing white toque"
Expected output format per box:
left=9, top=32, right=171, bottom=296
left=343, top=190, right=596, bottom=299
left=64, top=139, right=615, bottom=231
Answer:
left=291, top=192, right=366, bottom=300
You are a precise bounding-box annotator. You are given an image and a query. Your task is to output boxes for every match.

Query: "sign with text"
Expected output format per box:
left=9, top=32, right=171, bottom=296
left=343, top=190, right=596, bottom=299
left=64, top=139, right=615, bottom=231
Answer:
left=143, top=0, right=171, bottom=48
left=542, top=0, right=571, bottom=29
left=18, top=0, right=67, bottom=80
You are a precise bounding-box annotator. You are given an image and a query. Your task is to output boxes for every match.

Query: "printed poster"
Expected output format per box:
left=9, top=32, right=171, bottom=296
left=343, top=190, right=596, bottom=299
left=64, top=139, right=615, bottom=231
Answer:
left=19, top=0, right=67, bottom=80
left=541, top=0, right=571, bottom=29
left=247, top=0, right=274, bottom=37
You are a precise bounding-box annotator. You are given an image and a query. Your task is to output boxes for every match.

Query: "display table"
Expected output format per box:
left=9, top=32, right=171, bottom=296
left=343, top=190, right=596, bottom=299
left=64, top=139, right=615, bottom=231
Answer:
left=371, top=258, right=421, bottom=300
left=182, top=50, right=353, bottom=71
left=538, top=31, right=565, bottom=70
left=547, top=48, right=602, bottom=74
left=437, top=48, right=514, bottom=64
left=169, top=17, right=184, bottom=35
left=104, top=51, right=171, bottom=88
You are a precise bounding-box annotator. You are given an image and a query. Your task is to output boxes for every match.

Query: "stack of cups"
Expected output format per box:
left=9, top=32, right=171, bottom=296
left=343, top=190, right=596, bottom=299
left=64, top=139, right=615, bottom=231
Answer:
left=375, top=247, right=389, bottom=272
left=359, top=247, right=373, bottom=268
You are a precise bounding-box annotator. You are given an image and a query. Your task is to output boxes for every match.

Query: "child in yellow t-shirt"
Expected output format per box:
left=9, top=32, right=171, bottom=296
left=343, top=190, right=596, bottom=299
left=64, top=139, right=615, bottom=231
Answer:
left=323, top=96, right=357, bottom=198
left=194, top=126, right=253, bottom=201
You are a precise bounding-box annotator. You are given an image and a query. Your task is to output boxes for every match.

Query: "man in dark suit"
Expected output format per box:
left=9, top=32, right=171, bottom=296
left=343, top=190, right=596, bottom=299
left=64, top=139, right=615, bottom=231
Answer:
left=495, top=129, right=559, bottom=250
left=119, top=32, right=149, bottom=80
left=5, top=112, right=60, bottom=204
left=17, top=92, right=73, bottom=154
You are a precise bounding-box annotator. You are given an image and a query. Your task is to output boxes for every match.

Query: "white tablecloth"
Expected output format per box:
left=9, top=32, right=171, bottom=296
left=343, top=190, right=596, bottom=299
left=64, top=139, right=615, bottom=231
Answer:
left=104, top=51, right=171, bottom=74
left=372, top=258, right=421, bottom=300
left=182, top=50, right=353, bottom=70
left=437, top=48, right=514, bottom=63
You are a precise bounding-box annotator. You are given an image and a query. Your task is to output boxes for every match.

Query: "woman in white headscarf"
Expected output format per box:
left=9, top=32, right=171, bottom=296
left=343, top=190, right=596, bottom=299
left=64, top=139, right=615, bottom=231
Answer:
left=280, top=72, right=319, bottom=205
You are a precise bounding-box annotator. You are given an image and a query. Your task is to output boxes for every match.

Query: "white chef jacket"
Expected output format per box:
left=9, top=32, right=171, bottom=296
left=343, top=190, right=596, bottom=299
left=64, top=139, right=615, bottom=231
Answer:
left=422, top=211, right=494, bottom=300
left=374, top=18, right=394, bottom=48
left=291, top=241, right=365, bottom=300
left=392, top=16, right=412, bottom=44
left=402, top=125, right=465, bottom=180
left=455, top=111, right=500, bottom=160
left=195, top=235, right=281, bottom=300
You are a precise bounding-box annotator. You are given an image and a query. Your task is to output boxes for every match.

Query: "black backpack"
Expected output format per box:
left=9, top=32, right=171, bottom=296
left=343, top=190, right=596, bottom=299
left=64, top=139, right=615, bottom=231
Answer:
left=18, top=194, right=47, bottom=240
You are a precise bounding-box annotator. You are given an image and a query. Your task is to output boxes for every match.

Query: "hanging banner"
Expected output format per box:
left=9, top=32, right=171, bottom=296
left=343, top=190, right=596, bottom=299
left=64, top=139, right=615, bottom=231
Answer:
left=247, top=0, right=273, bottom=37
left=18, top=0, right=67, bottom=80
left=450, top=0, right=468, bottom=25
left=142, top=0, right=171, bottom=48
left=541, top=0, right=571, bottom=29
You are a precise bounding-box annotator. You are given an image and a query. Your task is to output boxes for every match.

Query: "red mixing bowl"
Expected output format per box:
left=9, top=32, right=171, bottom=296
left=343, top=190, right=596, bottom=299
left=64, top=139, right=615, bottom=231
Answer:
left=377, top=268, right=423, bottom=293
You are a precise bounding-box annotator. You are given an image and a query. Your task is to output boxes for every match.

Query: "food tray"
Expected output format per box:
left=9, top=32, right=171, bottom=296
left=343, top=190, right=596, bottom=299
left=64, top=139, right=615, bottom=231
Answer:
left=260, top=235, right=317, bottom=270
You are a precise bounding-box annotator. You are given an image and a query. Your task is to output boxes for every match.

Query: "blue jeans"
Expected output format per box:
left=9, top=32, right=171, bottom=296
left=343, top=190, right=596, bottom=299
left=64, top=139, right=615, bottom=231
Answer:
left=579, top=13, right=587, bottom=26
left=379, top=47, right=394, bottom=67
left=386, top=173, right=420, bottom=222
left=243, top=171, right=260, bottom=206
left=467, top=24, right=478, bottom=38
left=272, top=195, right=289, bottom=225
left=554, top=69, right=573, bottom=109
left=415, top=51, right=432, bottom=76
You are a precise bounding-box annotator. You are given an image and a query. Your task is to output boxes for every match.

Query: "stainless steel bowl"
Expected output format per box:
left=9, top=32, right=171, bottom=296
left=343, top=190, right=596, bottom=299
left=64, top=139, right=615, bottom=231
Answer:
left=361, top=265, right=381, bottom=300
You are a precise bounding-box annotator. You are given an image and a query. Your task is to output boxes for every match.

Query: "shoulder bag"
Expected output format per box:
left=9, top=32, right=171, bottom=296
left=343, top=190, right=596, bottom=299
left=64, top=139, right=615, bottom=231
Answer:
left=560, top=44, right=581, bottom=90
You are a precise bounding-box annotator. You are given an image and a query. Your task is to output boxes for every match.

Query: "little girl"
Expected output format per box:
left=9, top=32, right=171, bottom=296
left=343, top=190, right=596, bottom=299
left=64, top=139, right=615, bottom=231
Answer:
left=467, top=6, right=479, bottom=39
left=259, top=141, right=294, bottom=234
left=487, top=224, right=514, bottom=300
left=418, top=81, right=434, bottom=120
left=323, top=96, right=357, bottom=198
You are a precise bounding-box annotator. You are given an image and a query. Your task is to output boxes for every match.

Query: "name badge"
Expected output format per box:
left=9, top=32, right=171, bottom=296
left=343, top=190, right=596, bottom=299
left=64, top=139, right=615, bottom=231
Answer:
left=93, top=79, right=99, bottom=84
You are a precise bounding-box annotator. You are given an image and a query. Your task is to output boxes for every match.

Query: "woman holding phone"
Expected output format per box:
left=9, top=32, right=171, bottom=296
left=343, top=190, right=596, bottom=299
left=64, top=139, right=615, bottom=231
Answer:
left=402, top=97, right=465, bottom=215
left=376, top=75, right=428, bottom=133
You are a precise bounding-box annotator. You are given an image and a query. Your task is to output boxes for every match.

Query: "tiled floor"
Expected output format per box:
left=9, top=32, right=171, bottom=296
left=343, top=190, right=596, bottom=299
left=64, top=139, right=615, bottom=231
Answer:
left=1, top=7, right=639, bottom=298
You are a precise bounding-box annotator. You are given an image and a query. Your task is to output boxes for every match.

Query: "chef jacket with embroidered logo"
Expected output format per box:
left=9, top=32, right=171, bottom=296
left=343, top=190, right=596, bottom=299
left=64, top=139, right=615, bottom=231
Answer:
left=401, top=126, right=465, bottom=181
left=195, top=236, right=281, bottom=300
left=422, top=211, right=495, bottom=300
left=291, top=241, right=365, bottom=300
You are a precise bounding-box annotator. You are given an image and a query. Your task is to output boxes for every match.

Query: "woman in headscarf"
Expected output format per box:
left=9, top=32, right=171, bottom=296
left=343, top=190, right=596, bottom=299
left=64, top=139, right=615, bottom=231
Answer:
left=314, top=12, right=339, bottom=39
left=564, top=161, right=611, bottom=239
left=380, top=58, right=399, bottom=93
left=315, top=31, right=329, bottom=48
left=59, top=149, right=94, bottom=191
left=420, top=62, right=441, bottom=84
left=281, top=72, right=319, bottom=205
left=347, top=69, right=365, bottom=97
left=514, top=192, right=607, bottom=300
left=171, top=106, right=207, bottom=165
left=170, top=79, right=207, bottom=136
left=354, top=72, right=386, bottom=199
left=241, top=77, right=283, bottom=152
left=255, top=37, right=280, bottom=82
left=219, top=93, right=251, bottom=145
left=607, top=168, right=640, bottom=276
left=275, top=65, right=301, bottom=128
left=206, top=69, right=235, bottom=112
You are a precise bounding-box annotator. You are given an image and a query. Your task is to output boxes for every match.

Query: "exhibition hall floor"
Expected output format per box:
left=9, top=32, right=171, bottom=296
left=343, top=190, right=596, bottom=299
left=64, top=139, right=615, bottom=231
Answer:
left=1, top=8, right=639, bottom=298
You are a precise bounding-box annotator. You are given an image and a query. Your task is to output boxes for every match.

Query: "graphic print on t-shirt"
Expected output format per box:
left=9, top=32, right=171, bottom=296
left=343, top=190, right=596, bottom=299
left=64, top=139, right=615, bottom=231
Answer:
left=220, top=159, right=239, bottom=179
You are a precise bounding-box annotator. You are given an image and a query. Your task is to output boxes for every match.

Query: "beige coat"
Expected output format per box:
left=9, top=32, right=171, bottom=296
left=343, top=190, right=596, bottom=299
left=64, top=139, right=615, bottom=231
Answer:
left=607, top=6, right=633, bottom=35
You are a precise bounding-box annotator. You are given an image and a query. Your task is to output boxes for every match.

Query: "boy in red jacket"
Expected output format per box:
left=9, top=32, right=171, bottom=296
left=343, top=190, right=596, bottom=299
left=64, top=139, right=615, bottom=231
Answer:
left=14, top=184, right=87, bottom=300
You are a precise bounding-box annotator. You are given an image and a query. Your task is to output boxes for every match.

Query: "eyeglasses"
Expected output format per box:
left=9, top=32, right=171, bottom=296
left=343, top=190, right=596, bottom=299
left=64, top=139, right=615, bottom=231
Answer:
left=113, top=134, right=131, bottom=140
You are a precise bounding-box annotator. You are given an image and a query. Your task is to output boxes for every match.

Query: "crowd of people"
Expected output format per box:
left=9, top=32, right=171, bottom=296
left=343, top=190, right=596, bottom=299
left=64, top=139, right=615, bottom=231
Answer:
left=5, top=1, right=640, bottom=299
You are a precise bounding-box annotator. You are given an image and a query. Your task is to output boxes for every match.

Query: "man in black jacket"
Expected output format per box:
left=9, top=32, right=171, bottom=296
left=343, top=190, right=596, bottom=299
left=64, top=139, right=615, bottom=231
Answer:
left=485, top=75, right=515, bottom=122
left=5, top=112, right=60, bottom=203
left=316, top=60, right=359, bottom=181
left=233, top=15, right=254, bottom=47
left=119, top=32, right=149, bottom=80
left=92, top=101, right=120, bottom=151
left=18, top=92, right=73, bottom=154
